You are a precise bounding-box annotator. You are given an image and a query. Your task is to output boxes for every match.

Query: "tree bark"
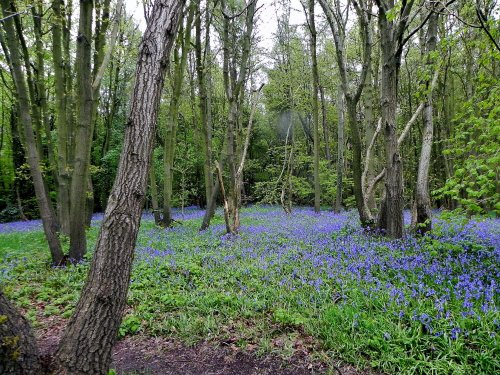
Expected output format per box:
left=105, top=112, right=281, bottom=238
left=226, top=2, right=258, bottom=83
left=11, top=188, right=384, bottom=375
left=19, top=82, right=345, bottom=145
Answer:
left=415, top=9, right=438, bottom=234
left=308, top=0, right=321, bottom=213
left=0, top=291, right=42, bottom=375
left=55, top=1, right=184, bottom=373
left=319, top=86, right=331, bottom=163
left=375, top=0, right=415, bottom=238
left=52, top=0, right=71, bottom=236
left=68, top=0, right=94, bottom=261
left=335, top=85, right=344, bottom=213
left=221, top=0, right=257, bottom=234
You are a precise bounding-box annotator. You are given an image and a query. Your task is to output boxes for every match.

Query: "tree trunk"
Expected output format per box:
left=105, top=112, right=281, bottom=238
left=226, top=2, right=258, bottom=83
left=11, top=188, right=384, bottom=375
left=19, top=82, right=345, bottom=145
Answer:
left=317, top=0, right=372, bottom=219
left=346, top=100, right=373, bottom=226
left=0, top=0, right=64, bottom=265
left=221, top=0, right=257, bottom=234
left=335, top=85, right=344, bottom=213
left=375, top=1, right=414, bottom=238
left=415, top=10, right=438, bottom=234
left=0, top=291, right=42, bottom=375
left=308, top=0, right=321, bottom=213
left=363, top=62, right=377, bottom=211
left=68, top=0, right=94, bottom=261
left=52, top=0, right=71, bottom=236
left=162, top=3, right=195, bottom=227
left=195, top=0, right=213, bottom=208
left=319, top=86, right=331, bottom=163
left=149, top=157, right=162, bottom=225
left=55, top=1, right=184, bottom=373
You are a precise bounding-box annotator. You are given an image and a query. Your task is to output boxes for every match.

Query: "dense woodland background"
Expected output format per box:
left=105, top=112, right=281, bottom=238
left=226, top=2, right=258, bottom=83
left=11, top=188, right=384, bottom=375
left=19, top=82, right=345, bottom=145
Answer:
left=0, top=1, right=499, bottom=374
left=0, top=0, right=499, bottom=249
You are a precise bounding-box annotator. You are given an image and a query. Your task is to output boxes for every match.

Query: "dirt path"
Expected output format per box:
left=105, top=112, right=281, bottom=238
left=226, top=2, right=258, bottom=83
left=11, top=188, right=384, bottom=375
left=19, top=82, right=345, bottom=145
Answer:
left=35, top=316, right=373, bottom=375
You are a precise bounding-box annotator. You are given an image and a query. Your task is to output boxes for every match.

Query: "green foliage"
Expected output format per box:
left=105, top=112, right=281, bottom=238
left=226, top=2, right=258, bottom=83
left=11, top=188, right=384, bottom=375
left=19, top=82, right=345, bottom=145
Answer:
left=119, top=315, right=142, bottom=338
left=433, top=74, right=500, bottom=215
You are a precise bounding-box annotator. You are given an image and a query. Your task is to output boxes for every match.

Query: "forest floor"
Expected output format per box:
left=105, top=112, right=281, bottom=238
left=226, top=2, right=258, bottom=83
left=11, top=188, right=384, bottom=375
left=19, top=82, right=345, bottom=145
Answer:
left=33, top=307, right=364, bottom=375
left=1, top=206, right=499, bottom=374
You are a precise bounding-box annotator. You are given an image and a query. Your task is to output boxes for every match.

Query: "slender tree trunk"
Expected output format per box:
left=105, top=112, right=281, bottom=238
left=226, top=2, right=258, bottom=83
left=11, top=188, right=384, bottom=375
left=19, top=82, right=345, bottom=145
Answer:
left=149, top=158, right=161, bottom=225
left=415, top=10, right=438, bottom=234
left=319, top=86, right=331, bottom=163
left=162, top=3, right=195, bottom=227
left=0, top=0, right=64, bottom=265
left=55, top=1, right=184, bottom=373
left=233, top=85, right=263, bottom=229
left=32, top=5, right=57, bottom=178
left=68, top=0, right=94, bottom=261
left=308, top=0, right=321, bottom=213
left=335, top=85, right=344, bottom=213
left=318, top=0, right=372, bottom=220
left=52, top=0, right=71, bottom=236
left=346, top=100, right=373, bottom=225
left=363, top=64, right=377, bottom=210
left=195, top=1, right=213, bottom=207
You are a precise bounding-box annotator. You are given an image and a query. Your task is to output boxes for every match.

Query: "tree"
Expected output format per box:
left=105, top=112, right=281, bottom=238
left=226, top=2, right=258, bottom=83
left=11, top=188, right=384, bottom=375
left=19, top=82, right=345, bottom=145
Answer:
left=302, top=0, right=321, bottom=213
left=0, top=0, right=65, bottom=265
left=374, top=0, right=417, bottom=238
left=414, top=6, right=439, bottom=233
left=318, top=0, right=373, bottom=224
left=220, top=0, right=258, bottom=233
left=0, top=0, right=184, bottom=373
left=161, top=0, right=195, bottom=227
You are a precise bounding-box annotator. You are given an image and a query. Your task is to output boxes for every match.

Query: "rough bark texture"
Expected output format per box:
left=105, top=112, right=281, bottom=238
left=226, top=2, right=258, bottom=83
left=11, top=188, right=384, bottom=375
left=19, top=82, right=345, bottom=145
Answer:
left=375, top=0, right=414, bottom=238
left=1, top=0, right=64, bottom=265
left=55, top=1, right=184, bottom=373
left=415, top=10, right=438, bottom=234
left=0, top=291, right=42, bottom=375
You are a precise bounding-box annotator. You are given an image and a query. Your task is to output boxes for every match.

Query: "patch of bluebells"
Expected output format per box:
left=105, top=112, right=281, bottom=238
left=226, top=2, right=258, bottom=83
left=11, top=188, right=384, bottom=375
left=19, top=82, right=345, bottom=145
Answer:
left=2, top=205, right=499, bottom=344
left=132, top=206, right=499, bottom=342
left=0, top=219, right=43, bottom=233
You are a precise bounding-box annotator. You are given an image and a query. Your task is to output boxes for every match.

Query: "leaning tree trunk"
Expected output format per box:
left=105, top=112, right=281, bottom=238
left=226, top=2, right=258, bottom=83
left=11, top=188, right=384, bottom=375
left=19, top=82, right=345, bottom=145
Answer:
left=415, top=10, right=438, bottom=234
left=55, top=1, right=184, bottom=373
left=0, top=0, right=64, bottom=265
